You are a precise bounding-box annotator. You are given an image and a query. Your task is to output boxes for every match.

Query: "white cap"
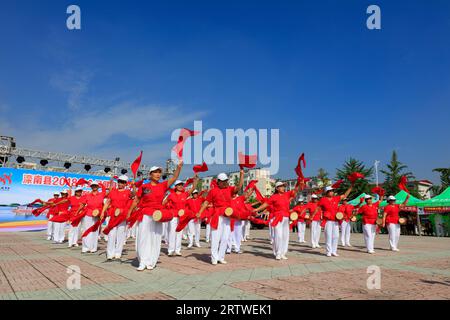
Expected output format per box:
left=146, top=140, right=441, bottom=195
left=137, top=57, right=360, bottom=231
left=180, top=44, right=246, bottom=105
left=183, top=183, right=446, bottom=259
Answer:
left=324, top=186, right=334, bottom=192
left=118, top=175, right=129, bottom=182
left=388, top=195, right=396, bottom=201
left=275, top=181, right=285, bottom=188
left=311, top=194, right=318, bottom=199
left=90, top=180, right=99, bottom=186
left=75, top=187, right=84, bottom=192
left=53, top=192, right=60, bottom=196
left=61, top=190, right=68, bottom=194
left=192, top=189, right=199, bottom=194
left=365, top=194, right=373, bottom=199
left=174, top=180, right=184, bottom=186
left=217, top=173, right=228, bottom=181
left=150, top=166, right=163, bottom=173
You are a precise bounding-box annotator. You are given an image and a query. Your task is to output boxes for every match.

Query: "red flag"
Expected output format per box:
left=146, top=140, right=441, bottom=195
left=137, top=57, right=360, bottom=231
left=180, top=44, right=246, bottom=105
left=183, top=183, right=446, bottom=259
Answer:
left=193, top=162, right=209, bottom=173
left=135, top=180, right=145, bottom=188
left=131, top=151, right=143, bottom=179
left=210, top=179, right=218, bottom=189
left=245, top=180, right=258, bottom=192
left=331, top=179, right=344, bottom=189
left=398, top=175, right=410, bottom=193
left=238, top=152, right=257, bottom=169
left=295, top=153, right=306, bottom=178
left=348, top=172, right=365, bottom=184
left=254, top=186, right=267, bottom=203
left=63, top=176, right=72, bottom=187
left=172, top=128, right=199, bottom=159
left=75, top=178, right=89, bottom=187
left=28, top=199, right=43, bottom=206
left=371, top=186, right=385, bottom=197
left=184, top=177, right=194, bottom=188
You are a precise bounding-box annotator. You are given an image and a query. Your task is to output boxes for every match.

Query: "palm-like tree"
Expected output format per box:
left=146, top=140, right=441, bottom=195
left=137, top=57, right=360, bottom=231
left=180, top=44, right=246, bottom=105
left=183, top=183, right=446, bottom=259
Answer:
left=315, top=168, right=330, bottom=188
left=335, top=158, right=374, bottom=199
left=431, top=168, right=450, bottom=195
left=380, top=151, right=415, bottom=196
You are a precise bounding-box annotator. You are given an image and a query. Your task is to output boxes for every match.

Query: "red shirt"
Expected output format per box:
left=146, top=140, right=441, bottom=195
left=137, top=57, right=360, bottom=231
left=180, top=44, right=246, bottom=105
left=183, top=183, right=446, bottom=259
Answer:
left=83, top=192, right=106, bottom=217
left=267, top=191, right=295, bottom=218
left=55, top=198, right=70, bottom=214
left=167, top=191, right=189, bottom=211
left=338, top=204, right=354, bottom=222
left=186, top=197, right=204, bottom=213
left=293, top=204, right=307, bottom=222
left=358, top=202, right=380, bottom=225
left=384, top=204, right=400, bottom=225
left=108, top=188, right=132, bottom=217
left=306, top=202, right=321, bottom=221
left=206, top=186, right=236, bottom=215
left=47, top=198, right=59, bottom=216
left=137, top=181, right=169, bottom=215
left=318, top=196, right=341, bottom=221
left=68, top=196, right=85, bottom=217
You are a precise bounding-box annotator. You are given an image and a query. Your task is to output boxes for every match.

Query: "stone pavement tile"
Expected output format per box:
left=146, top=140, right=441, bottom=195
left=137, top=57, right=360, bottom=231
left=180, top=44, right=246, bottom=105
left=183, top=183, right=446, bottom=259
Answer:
left=0, top=292, right=17, bottom=300
left=122, top=292, right=175, bottom=300
left=231, top=268, right=450, bottom=300
left=404, top=257, right=450, bottom=271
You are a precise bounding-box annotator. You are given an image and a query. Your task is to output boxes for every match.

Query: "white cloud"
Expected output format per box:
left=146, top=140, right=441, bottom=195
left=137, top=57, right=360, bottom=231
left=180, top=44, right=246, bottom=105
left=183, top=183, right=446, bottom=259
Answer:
left=50, top=69, right=93, bottom=111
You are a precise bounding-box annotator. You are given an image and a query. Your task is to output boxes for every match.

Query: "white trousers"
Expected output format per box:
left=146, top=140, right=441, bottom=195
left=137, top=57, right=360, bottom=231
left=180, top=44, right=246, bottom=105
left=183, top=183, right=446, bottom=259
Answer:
left=53, top=222, right=66, bottom=243
left=233, top=220, right=243, bottom=252
left=136, top=215, right=162, bottom=268
left=205, top=223, right=211, bottom=241
left=269, top=219, right=275, bottom=241
left=188, top=220, right=201, bottom=246
left=227, top=230, right=236, bottom=252
left=168, top=217, right=182, bottom=254
left=126, top=223, right=137, bottom=239
left=387, top=223, right=401, bottom=250
left=161, top=222, right=169, bottom=243
left=47, top=215, right=54, bottom=238
left=340, top=220, right=351, bottom=246
left=243, top=220, right=251, bottom=239
left=363, top=224, right=376, bottom=252
left=106, top=221, right=126, bottom=258
left=311, top=221, right=322, bottom=247
left=68, top=225, right=80, bottom=246
left=82, top=216, right=99, bottom=252
left=210, top=216, right=230, bottom=262
left=324, top=221, right=339, bottom=255
left=297, top=221, right=306, bottom=242
left=273, top=217, right=290, bottom=257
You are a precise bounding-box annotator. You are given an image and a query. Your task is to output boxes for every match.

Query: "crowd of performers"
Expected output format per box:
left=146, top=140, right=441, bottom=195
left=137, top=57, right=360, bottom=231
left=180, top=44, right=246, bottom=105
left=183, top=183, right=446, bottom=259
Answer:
left=32, top=161, right=410, bottom=271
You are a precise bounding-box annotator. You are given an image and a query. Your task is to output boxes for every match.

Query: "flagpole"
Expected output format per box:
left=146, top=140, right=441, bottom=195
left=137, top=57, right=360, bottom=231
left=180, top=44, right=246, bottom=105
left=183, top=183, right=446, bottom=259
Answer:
left=374, top=160, right=380, bottom=186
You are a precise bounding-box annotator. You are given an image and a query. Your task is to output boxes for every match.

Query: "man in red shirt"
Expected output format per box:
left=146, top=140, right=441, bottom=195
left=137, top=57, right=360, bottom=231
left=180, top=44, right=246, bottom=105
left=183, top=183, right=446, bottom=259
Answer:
left=305, top=194, right=321, bottom=248
left=186, top=189, right=204, bottom=248
left=357, top=194, right=381, bottom=254
left=198, top=170, right=244, bottom=265
left=43, top=193, right=61, bottom=241
left=338, top=198, right=355, bottom=247
left=51, top=190, right=70, bottom=244
left=314, top=185, right=353, bottom=257
left=382, top=194, right=410, bottom=251
left=292, top=199, right=308, bottom=243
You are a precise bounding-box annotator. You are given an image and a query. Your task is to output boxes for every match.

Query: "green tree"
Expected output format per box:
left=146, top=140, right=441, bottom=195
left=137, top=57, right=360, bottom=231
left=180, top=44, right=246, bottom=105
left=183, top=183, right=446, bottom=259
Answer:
left=314, top=168, right=330, bottom=187
left=335, top=158, right=374, bottom=199
left=431, top=168, right=450, bottom=195
left=381, top=151, right=415, bottom=197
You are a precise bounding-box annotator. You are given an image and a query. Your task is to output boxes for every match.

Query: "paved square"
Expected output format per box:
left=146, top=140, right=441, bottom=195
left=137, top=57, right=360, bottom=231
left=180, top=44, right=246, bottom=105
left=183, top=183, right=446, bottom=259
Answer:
left=0, top=229, right=449, bottom=300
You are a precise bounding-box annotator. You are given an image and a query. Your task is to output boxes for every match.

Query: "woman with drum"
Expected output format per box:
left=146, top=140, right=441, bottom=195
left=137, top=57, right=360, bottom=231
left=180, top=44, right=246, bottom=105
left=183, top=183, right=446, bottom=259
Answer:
left=357, top=194, right=381, bottom=254
left=304, top=194, right=322, bottom=248
left=292, top=199, right=309, bottom=243
left=253, top=181, right=300, bottom=261
left=313, top=185, right=353, bottom=257
left=338, top=198, right=355, bottom=247
left=100, top=175, right=134, bottom=260
left=127, top=162, right=183, bottom=271
left=197, top=170, right=244, bottom=265
left=382, top=194, right=410, bottom=251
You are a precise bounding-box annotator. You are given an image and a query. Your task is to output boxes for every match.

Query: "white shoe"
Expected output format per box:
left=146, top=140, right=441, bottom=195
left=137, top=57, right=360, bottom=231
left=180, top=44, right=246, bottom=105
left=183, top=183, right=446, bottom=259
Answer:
left=346, top=244, right=352, bottom=247
left=368, top=251, right=375, bottom=254
left=68, top=245, right=73, bottom=248
left=211, top=259, right=218, bottom=265
left=392, top=248, right=400, bottom=252
left=206, top=239, right=210, bottom=243
left=81, top=249, right=88, bottom=253
left=316, top=245, right=322, bottom=248
left=187, top=243, right=193, bottom=248
left=195, top=243, right=201, bottom=248
left=332, top=253, right=339, bottom=257
left=47, top=236, right=52, bottom=241
left=275, top=255, right=281, bottom=260
left=341, top=244, right=346, bottom=247
left=281, top=255, right=288, bottom=260
left=326, top=253, right=332, bottom=257
left=115, top=254, right=122, bottom=259
left=137, top=265, right=146, bottom=271
left=146, top=265, right=154, bottom=270
left=311, top=245, right=316, bottom=249
left=218, top=260, right=227, bottom=264
left=107, top=256, right=113, bottom=261
left=74, top=244, right=79, bottom=247
left=175, top=252, right=182, bottom=256
left=90, top=250, right=97, bottom=253
left=168, top=252, right=174, bottom=256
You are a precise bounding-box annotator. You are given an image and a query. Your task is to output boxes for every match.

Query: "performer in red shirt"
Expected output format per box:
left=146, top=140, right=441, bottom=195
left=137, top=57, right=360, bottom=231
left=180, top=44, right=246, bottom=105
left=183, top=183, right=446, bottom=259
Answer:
left=43, top=193, right=60, bottom=240
left=338, top=198, right=355, bottom=247
left=253, top=181, right=300, bottom=260
left=186, top=189, right=204, bottom=248
left=101, top=175, right=133, bottom=260
left=357, top=194, right=381, bottom=254
left=78, top=181, right=107, bottom=253
left=227, top=188, right=254, bottom=254
left=163, top=176, right=197, bottom=256
left=67, top=187, right=85, bottom=247
left=51, top=190, right=71, bottom=243
left=292, top=199, right=308, bottom=243
left=197, top=170, right=244, bottom=265
left=127, top=162, right=183, bottom=271
left=304, top=194, right=321, bottom=248
left=382, top=194, right=410, bottom=251
left=314, top=185, right=352, bottom=257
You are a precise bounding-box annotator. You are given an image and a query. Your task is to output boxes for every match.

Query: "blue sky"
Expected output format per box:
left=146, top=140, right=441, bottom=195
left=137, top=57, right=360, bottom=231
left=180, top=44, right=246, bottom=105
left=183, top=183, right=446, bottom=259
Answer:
left=0, top=0, right=449, bottom=182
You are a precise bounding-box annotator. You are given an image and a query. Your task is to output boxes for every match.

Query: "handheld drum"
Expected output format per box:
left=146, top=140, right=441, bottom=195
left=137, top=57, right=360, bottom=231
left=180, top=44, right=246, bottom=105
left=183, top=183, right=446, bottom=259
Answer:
left=152, top=210, right=173, bottom=222
left=335, top=212, right=344, bottom=220
left=224, top=207, right=234, bottom=217
left=399, top=217, right=407, bottom=225
left=290, top=211, right=298, bottom=221
left=114, top=208, right=121, bottom=217
left=92, top=209, right=100, bottom=217
left=178, top=209, right=185, bottom=217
